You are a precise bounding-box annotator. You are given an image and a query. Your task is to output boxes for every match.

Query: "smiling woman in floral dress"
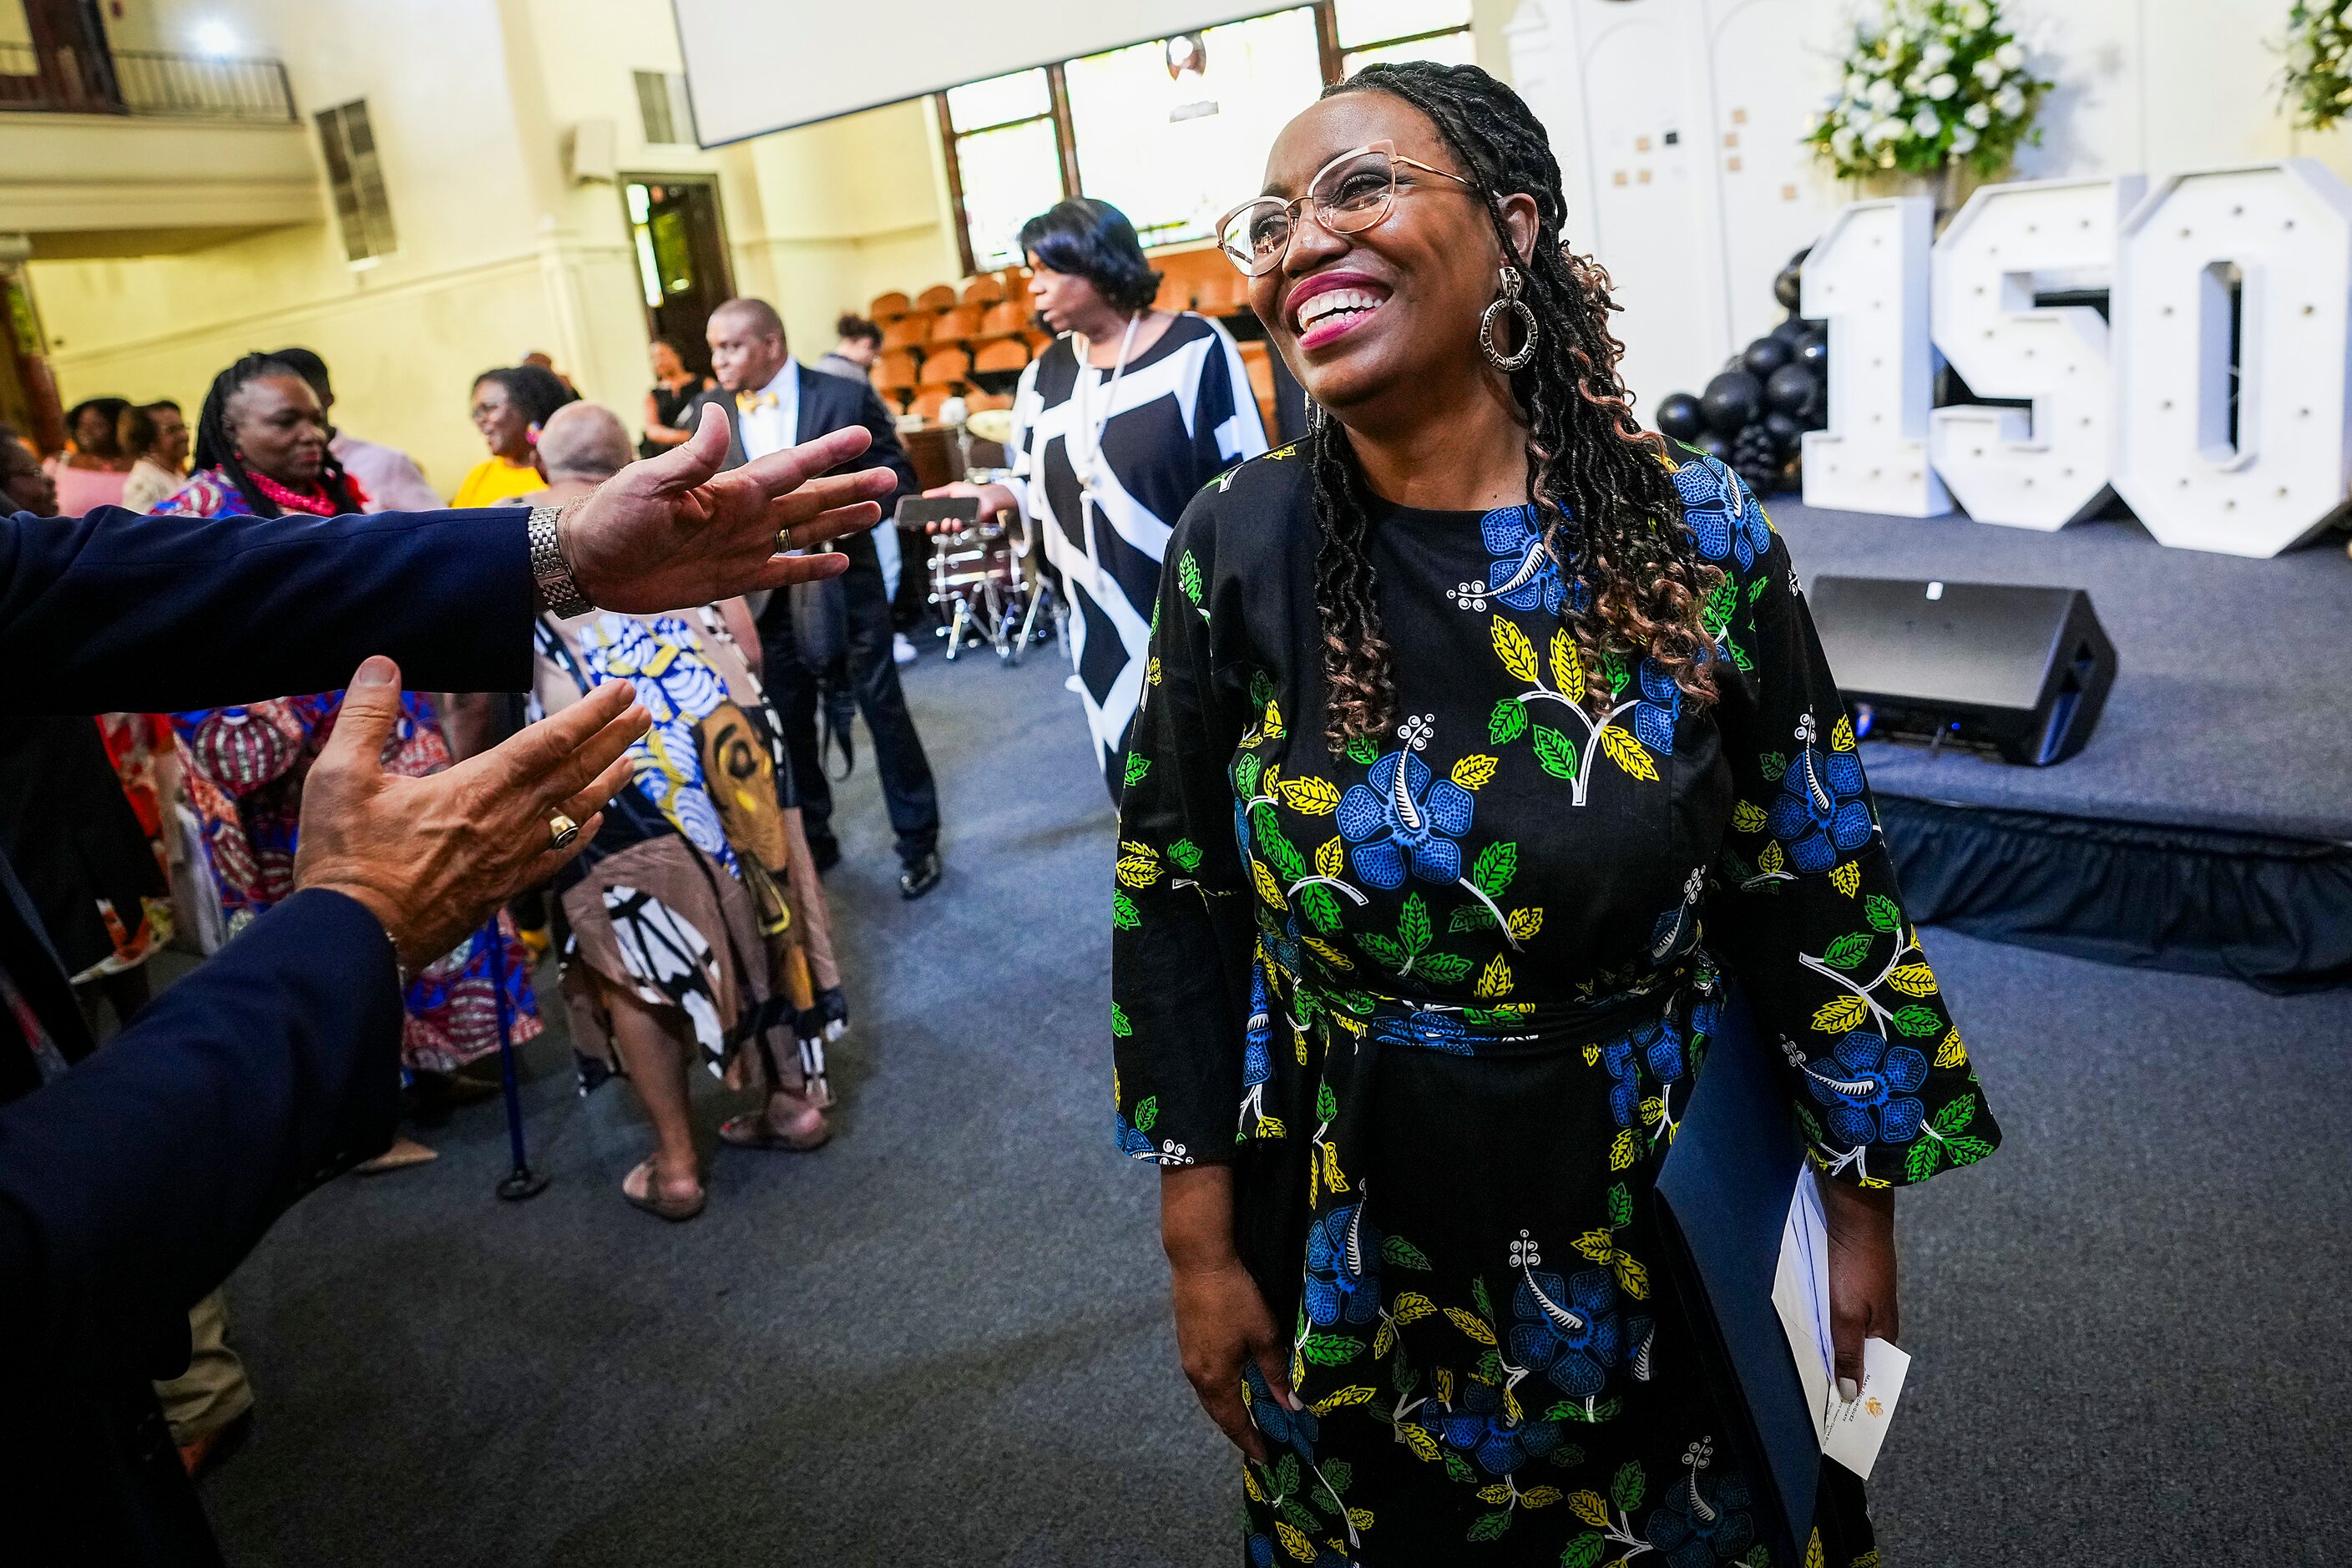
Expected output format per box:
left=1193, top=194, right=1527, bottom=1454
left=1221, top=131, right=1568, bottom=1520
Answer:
left=1110, top=63, right=2000, bottom=1567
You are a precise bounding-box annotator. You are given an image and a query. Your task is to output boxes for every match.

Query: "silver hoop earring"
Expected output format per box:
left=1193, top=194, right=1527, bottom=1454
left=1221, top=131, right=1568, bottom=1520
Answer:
left=1305, top=395, right=1330, bottom=434
left=1479, top=265, right=1539, bottom=372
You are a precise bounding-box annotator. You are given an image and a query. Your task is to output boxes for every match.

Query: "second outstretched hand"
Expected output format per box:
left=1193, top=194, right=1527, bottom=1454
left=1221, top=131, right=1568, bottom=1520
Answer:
left=921, top=479, right=1019, bottom=533
left=292, top=655, right=649, bottom=974
left=559, top=404, right=897, bottom=614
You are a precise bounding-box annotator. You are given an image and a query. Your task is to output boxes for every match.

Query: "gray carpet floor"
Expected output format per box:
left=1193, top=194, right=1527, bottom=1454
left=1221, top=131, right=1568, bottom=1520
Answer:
left=1767, top=499, right=2352, bottom=840
left=197, top=645, right=2352, bottom=1565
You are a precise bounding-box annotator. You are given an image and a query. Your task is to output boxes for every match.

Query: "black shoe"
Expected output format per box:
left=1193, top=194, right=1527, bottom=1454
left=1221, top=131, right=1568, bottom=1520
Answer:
left=898, top=851, right=942, bottom=900
left=809, top=837, right=842, bottom=875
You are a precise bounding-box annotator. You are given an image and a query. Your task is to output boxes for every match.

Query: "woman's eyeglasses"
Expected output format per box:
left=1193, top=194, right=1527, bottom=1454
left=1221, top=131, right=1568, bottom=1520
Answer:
left=1217, top=139, right=1477, bottom=277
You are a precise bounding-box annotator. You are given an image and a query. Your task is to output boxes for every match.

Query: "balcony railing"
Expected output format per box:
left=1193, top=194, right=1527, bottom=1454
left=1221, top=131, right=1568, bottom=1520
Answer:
left=0, top=43, right=295, bottom=124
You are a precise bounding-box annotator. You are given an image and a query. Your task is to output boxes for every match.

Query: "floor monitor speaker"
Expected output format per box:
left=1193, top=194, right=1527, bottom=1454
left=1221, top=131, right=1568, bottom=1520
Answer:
left=1807, top=576, right=2116, bottom=766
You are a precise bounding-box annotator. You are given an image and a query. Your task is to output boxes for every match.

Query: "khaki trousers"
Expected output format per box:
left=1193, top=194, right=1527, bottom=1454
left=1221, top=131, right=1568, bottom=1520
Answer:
left=153, top=1288, right=252, bottom=1446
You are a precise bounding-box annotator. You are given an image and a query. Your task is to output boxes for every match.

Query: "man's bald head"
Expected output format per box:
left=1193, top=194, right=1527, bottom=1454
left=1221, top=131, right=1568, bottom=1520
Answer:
left=537, top=401, right=635, bottom=483
left=707, top=297, right=790, bottom=394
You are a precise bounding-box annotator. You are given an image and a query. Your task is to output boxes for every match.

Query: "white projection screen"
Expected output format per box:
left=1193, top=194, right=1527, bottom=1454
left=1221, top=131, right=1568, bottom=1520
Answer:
left=672, top=0, right=1283, bottom=145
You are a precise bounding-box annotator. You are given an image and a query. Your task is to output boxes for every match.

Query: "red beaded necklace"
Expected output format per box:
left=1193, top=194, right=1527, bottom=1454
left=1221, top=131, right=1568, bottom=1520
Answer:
left=247, top=470, right=339, bottom=516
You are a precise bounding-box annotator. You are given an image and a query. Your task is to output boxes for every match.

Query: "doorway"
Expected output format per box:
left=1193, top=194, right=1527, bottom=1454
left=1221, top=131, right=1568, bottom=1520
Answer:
left=623, top=176, right=733, bottom=379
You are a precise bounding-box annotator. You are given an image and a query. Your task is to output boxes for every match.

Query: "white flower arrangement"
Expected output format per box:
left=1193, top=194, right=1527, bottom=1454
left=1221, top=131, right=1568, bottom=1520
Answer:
left=2279, top=2, right=2352, bottom=130
left=1806, top=0, right=2051, bottom=180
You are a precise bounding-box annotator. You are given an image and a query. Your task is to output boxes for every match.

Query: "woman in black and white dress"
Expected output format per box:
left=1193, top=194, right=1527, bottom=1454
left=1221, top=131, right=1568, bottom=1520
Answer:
left=934, top=199, right=1268, bottom=800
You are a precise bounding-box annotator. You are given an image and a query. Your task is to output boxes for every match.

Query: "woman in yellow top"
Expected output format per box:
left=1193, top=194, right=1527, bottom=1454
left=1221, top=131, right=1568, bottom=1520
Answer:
left=453, top=363, right=576, bottom=507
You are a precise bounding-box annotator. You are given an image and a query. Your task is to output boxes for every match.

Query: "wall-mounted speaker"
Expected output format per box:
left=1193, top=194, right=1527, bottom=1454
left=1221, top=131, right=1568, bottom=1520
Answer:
left=564, top=119, right=617, bottom=185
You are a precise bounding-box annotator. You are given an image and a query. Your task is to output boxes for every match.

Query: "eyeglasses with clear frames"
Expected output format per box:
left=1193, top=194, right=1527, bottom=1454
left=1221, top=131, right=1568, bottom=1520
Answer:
left=1216, top=139, right=1478, bottom=277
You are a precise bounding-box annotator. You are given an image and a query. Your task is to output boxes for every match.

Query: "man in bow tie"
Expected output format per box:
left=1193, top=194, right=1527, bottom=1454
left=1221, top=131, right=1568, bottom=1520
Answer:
left=695, top=297, right=943, bottom=899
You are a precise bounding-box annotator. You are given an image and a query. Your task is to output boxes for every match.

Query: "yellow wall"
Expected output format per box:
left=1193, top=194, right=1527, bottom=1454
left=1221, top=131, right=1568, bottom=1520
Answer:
left=27, top=0, right=963, bottom=488
left=25, top=0, right=1508, bottom=487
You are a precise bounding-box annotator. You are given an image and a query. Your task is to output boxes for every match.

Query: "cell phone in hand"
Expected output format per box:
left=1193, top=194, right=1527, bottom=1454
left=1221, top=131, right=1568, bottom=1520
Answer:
left=894, top=495, right=982, bottom=531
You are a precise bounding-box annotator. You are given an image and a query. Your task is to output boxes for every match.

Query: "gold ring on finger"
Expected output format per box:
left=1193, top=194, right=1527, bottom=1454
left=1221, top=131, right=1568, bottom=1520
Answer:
left=776, top=523, right=795, bottom=553
left=547, top=812, right=581, bottom=850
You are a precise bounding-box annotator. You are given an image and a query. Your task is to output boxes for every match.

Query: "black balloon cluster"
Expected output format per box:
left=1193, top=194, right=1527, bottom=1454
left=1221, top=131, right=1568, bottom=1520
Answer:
left=1653, top=248, right=1828, bottom=497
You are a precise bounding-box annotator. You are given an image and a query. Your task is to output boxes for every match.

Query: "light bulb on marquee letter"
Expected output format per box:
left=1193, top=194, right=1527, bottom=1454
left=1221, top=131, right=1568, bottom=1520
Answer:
left=2112, top=160, right=2352, bottom=559
left=1929, top=175, right=2145, bottom=531
left=1801, top=197, right=1951, bottom=518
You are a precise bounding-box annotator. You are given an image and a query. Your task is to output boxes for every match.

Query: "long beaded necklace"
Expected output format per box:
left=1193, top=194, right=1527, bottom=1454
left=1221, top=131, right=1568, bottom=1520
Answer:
left=1066, top=312, right=1141, bottom=528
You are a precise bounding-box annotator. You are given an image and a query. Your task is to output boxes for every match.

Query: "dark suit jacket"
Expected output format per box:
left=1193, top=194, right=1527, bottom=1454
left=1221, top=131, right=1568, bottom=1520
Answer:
left=686, top=363, right=919, bottom=584
left=0, top=502, right=533, bottom=1565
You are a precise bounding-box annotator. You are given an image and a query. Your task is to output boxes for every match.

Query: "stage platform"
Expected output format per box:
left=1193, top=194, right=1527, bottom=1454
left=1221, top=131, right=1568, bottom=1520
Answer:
left=1768, top=498, right=2352, bottom=991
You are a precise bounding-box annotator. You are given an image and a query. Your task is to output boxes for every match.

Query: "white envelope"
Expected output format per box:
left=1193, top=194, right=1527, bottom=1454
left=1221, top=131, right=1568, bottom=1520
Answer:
left=1770, top=1168, right=1912, bottom=1480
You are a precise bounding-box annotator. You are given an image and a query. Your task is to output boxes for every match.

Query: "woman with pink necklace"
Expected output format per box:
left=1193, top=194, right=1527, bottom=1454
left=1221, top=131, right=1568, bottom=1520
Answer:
left=154, top=355, right=541, bottom=1163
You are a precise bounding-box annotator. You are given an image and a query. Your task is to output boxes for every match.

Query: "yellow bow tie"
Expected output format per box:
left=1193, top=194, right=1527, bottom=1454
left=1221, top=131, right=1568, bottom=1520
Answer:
left=736, top=390, right=780, bottom=412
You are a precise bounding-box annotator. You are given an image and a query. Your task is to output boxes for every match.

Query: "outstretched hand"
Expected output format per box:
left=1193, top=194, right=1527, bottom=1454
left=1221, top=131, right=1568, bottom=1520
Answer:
left=558, top=403, right=896, bottom=615
left=293, top=656, right=648, bottom=972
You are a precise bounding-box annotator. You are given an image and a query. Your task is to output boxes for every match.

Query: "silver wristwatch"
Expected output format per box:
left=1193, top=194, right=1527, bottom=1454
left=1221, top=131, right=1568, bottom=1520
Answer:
left=527, top=504, right=593, bottom=618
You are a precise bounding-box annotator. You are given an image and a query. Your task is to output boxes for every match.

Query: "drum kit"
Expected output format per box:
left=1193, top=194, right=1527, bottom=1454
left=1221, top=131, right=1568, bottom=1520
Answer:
left=927, top=406, right=1065, bottom=665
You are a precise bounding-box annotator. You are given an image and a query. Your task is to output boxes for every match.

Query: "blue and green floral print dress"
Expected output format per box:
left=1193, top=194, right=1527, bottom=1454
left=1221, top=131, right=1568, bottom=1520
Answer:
left=1110, top=441, right=1999, bottom=1568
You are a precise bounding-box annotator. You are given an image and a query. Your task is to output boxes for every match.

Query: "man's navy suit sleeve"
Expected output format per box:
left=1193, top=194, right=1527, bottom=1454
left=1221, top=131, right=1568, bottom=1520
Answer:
left=0, top=503, right=533, bottom=715
left=0, top=889, right=402, bottom=1356
left=849, top=382, right=920, bottom=511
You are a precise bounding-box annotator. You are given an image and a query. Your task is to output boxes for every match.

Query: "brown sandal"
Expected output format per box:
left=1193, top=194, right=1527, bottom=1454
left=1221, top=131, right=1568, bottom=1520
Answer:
left=622, top=1157, right=706, bottom=1222
left=718, top=1110, right=832, bottom=1153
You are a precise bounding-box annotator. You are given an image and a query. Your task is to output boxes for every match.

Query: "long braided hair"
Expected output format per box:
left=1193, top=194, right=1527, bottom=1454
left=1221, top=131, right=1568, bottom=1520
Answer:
left=1308, top=62, right=1722, bottom=751
left=192, top=352, right=362, bottom=517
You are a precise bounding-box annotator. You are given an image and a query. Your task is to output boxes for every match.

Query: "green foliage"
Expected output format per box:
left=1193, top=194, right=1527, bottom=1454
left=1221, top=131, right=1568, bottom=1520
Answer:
left=1123, top=751, right=1150, bottom=788
left=1466, top=1511, right=1513, bottom=1542
left=1865, top=893, right=1904, bottom=933
left=1170, top=837, right=1203, bottom=873
left=1346, top=731, right=1381, bottom=766
left=1823, top=932, right=1874, bottom=969
left=1133, top=1095, right=1158, bottom=1131
left=1805, top=0, right=2053, bottom=180
left=1399, top=894, right=1432, bottom=954
left=1560, top=1531, right=1609, bottom=1568
left=1758, top=750, right=1788, bottom=783
left=2281, top=2, right=2352, bottom=130
left=1490, top=697, right=1530, bottom=746
left=1470, top=841, right=1519, bottom=898
left=1701, top=574, right=1738, bottom=637
left=1611, top=1459, right=1646, bottom=1513
left=1382, top=1234, right=1433, bottom=1269
left=1532, top=725, right=1577, bottom=781
left=1253, top=804, right=1307, bottom=881
left=1112, top=892, right=1141, bottom=931
left=1300, top=1333, right=1363, bottom=1365
left=1111, top=1002, right=1132, bottom=1038
left=1889, top=1004, right=1944, bottom=1037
